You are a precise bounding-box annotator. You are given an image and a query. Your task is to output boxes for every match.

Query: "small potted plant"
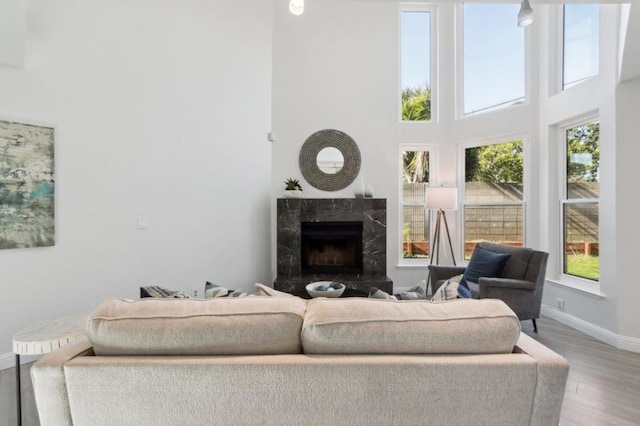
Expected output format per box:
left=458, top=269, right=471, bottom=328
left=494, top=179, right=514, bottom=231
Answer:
left=284, top=178, right=303, bottom=198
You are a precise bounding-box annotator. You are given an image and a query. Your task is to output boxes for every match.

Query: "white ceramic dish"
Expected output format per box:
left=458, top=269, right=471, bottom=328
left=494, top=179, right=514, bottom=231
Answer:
left=305, top=281, right=346, bottom=298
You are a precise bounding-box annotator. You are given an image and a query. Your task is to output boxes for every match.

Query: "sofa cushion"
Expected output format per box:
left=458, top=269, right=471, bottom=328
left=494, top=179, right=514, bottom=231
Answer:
left=301, top=298, right=520, bottom=354
left=461, top=245, right=511, bottom=288
left=87, top=297, right=307, bottom=356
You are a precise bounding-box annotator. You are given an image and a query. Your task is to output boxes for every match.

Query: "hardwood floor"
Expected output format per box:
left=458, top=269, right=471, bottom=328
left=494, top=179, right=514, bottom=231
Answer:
left=521, top=317, right=640, bottom=426
left=1, top=315, right=639, bottom=425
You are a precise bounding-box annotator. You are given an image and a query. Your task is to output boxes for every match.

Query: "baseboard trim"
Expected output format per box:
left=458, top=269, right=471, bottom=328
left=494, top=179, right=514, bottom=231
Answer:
left=541, top=304, right=640, bottom=353
left=0, top=352, right=41, bottom=371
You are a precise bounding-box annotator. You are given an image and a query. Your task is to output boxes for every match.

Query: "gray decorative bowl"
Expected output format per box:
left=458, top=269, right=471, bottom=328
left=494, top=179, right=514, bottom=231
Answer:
left=305, top=281, right=346, bottom=298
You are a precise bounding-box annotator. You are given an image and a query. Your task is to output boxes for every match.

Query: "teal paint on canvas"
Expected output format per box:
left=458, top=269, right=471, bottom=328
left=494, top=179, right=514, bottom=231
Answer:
left=0, top=120, right=55, bottom=249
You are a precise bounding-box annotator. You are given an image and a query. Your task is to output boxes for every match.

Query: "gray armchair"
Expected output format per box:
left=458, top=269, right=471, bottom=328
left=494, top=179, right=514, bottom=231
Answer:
left=428, top=242, right=549, bottom=332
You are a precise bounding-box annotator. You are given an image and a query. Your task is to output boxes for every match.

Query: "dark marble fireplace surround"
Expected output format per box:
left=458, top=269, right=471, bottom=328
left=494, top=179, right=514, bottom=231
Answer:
left=274, top=198, right=393, bottom=298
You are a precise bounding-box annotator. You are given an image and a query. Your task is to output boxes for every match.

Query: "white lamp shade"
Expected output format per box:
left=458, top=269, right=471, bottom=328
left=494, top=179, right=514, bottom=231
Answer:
left=426, top=187, right=458, bottom=210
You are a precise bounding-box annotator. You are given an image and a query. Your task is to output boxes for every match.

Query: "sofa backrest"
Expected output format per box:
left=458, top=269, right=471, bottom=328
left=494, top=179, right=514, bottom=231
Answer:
left=302, top=298, right=521, bottom=354
left=87, top=297, right=307, bottom=355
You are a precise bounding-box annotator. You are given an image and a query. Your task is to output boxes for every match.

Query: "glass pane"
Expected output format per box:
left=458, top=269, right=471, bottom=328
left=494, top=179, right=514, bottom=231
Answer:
left=401, top=10, right=431, bottom=122
left=564, top=202, right=599, bottom=281
left=563, top=4, right=599, bottom=89
left=463, top=4, right=525, bottom=115
left=463, top=205, right=524, bottom=260
left=464, top=141, right=524, bottom=203
left=403, top=205, right=430, bottom=259
left=566, top=122, right=599, bottom=199
left=402, top=150, right=429, bottom=259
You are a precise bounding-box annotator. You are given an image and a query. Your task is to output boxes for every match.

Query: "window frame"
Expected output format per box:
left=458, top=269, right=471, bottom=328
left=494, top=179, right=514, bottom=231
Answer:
left=399, top=3, right=438, bottom=123
left=398, top=144, right=438, bottom=267
left=558, top=116, right=601, bottom=286
left=459, top=135, right=529, bottom=261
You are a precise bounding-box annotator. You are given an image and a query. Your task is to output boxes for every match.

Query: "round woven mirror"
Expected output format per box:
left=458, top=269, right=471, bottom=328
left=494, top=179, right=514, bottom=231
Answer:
left=299, top=129, right=361, bottom=191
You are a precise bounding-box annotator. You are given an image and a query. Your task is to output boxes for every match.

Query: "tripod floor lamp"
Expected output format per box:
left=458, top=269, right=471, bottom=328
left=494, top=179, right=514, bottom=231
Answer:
left=426, top=187, right=458, bottom=267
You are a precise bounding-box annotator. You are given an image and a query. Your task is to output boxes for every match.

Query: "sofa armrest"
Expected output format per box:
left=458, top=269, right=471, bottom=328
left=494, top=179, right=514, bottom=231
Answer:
left=514, top=333, right=569, bottom=426
left=31, top=337, right=94, bottom=426
left=427, top=265, right=467, bottom=294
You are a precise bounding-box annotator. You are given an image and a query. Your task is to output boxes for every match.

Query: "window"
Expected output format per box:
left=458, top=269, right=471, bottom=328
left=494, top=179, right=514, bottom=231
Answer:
left=463, top=140, right=525, bottom=259
left=401, top=150, right=430, bottom=259
left=400, top=7, right=433, bottom=121
left=462, top=4, right=525, bottom=115
left=563, top=4, right=599, bottom=90
left=562, top=121, right=599, bottom=281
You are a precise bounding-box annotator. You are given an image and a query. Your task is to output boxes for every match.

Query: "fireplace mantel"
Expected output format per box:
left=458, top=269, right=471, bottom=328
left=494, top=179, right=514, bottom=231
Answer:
left=274, top=198, right=392, bottom=298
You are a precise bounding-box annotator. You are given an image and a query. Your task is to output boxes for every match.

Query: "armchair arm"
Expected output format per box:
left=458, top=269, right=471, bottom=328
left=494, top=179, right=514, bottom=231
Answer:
left=478, top=278, right=539, bottom=320
left=427, top=265, right=467, bottom=294
left=478, top=277, right=536, bottom=290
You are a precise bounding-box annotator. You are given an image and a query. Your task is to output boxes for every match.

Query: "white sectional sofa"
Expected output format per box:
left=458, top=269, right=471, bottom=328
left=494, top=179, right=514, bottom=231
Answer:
left=31, top=296, right=569, bottom=426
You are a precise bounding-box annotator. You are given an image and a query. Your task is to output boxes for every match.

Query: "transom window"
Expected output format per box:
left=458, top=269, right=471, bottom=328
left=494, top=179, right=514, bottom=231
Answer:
left=400, top=6, right=433, bottom=122
left=462, top=3, right=525, bottom=115
left=563, top=4, right=599, bottom=90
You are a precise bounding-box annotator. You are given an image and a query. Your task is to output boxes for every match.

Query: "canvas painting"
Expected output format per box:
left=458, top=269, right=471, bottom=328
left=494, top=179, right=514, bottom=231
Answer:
left=0, top=119, right=55, bottom=249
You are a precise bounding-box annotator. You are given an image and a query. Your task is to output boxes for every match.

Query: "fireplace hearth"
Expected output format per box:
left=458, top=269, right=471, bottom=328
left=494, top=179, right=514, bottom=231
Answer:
left=274, top=198, right=392, bottom=298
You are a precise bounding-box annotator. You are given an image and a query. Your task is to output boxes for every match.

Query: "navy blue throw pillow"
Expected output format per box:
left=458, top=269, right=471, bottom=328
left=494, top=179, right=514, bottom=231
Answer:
left=457, top=284, right=472, bottom=298
left=460, top=245, right=511, bottom=289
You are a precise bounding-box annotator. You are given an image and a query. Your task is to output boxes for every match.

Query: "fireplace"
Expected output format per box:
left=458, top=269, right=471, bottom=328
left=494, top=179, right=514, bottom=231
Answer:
left=301, top=222, right=363, bottom=275
left=274, top=198, right=392, bottom=298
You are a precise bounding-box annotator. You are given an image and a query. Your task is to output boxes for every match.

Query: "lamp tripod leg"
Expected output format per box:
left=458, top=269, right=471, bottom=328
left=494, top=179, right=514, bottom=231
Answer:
left=441, top=211, right=456, bottom=266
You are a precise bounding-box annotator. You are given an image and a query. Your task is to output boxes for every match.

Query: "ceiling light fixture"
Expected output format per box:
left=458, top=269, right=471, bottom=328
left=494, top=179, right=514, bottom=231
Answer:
left=289, top=0, right=304, bottom=16
left=518, top=0, right=534, bottom=27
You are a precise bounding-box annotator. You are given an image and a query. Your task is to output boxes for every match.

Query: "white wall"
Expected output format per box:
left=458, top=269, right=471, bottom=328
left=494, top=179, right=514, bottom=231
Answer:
left=272, top=1, right=538, bottom=289
left=272, top=1, right=640, bottom=351
left=538, top=4, right=640, bottom=351
left=615, top=77, right=640, bottom=341
left=0, top=0, right=274, bottom=355
left=0, top=0, right=26, bottom=67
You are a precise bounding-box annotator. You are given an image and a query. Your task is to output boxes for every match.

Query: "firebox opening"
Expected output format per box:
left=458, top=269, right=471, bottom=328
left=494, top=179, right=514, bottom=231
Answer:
left=301, top=221, right=363, bottom=275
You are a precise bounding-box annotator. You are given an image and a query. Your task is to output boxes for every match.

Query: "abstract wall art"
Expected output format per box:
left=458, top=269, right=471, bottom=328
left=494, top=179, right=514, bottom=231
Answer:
left=0, top=119, right=55, bottom=249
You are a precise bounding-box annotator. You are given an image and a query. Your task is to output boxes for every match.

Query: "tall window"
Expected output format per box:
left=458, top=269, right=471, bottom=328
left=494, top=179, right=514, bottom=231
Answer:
left=563, top=4, right=599, bottom=90
left=464, top=140, right=525, bottom=259
left=400, top=7, right=432, bottom=121
left=462, top=4, right=525, bottom=115
left=402, top=150, right=430, bottom=259
left=563, top=121, right=599, bottom=281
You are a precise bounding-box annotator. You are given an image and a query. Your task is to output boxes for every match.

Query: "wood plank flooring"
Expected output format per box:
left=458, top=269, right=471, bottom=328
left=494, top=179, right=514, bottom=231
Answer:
left=1, top=315, right=639, bottom=425
left=521, top=317, right=640, bottom=426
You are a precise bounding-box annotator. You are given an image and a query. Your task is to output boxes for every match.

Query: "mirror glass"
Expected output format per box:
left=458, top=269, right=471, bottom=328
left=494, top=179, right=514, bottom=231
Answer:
left=316, top=147, right=344, bottom=174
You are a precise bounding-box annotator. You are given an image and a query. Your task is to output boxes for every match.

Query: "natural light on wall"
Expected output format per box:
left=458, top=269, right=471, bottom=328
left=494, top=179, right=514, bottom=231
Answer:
left=463, top=4, right=525, bottom=115
left=563, top=4, right=599, bottom=89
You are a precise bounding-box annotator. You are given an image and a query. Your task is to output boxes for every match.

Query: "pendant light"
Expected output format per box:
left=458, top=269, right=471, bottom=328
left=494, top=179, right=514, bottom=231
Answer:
left=518, top=0, right=534, bottom=27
